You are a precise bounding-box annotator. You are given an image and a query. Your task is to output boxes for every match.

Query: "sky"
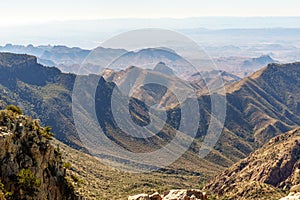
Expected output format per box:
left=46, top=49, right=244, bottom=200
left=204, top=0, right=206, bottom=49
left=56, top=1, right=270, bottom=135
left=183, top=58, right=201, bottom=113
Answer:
left=1, top=0, right=300, bottom=26
left=1, top=0, right=299, bottom=48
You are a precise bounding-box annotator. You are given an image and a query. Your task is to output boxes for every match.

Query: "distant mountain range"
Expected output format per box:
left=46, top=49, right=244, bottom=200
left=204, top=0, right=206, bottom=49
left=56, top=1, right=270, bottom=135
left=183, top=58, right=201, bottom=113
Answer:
left=0, top=44, right=91, bottom=73
left=0, top=44, right=281, bottom=78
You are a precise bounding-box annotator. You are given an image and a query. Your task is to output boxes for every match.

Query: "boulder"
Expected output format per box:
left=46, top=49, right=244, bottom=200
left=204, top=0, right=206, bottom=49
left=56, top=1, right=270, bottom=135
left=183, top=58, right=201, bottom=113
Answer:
left=279, top=193, right=300, bottom=200
left=128, top=194, right=150, bottom=200
left=150, top=192, right=162, bottom=200
left=129, top=189, right=207, bottom=200
left=163, top=189, right=207, bottom=200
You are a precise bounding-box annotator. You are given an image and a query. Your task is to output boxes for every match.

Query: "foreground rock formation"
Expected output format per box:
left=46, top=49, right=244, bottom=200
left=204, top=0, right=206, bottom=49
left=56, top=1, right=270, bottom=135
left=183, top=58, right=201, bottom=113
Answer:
left=128, top=189, right=208, bottom=200
left=0, top=107, right=78, bottom=199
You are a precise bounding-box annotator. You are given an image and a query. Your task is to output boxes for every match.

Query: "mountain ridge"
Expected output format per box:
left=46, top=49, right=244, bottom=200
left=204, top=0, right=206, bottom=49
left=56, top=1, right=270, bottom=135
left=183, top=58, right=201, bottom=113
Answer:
left=0, top=52, right=299, bottom=177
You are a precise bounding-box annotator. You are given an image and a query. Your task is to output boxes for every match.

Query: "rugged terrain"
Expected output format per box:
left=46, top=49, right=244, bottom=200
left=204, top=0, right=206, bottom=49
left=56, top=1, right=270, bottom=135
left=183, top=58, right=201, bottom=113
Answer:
left=0, top=105, right=210, bottom=200
left=206, top=127, right=300, bottom=200
left=0, top=51, right=299, bottom=199
left=0, top=52, right=299, bottom=175
left=209, top=62, right=300, bottom=165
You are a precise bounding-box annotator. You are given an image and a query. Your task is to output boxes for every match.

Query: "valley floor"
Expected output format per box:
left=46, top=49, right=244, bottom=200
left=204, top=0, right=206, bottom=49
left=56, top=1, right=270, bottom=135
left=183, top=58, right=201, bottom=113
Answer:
left=54, top=140, right=213, bottom=200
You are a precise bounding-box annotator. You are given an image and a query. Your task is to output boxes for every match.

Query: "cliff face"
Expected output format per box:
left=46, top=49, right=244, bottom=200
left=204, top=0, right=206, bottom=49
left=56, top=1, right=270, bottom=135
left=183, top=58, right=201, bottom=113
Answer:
left=205, top=127, right=300, bottom=199
left=0, top=107, right=77, bottom=200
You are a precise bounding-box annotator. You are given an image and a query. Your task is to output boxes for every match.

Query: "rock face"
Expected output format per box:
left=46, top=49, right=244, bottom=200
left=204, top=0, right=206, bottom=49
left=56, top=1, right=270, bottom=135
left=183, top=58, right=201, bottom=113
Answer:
left=0, top=107, right=78, bottom=200
left=128, top=189, right=207, bottom=200
left=206, top=128, right=300, bottom=199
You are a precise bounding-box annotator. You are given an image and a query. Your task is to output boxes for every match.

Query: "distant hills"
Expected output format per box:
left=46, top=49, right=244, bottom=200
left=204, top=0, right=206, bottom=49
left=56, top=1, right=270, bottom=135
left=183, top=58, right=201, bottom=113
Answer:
left=0, top=44, right=282, bottom=77
left=213, top=54, right=278, bottom=77
left=0, top=44, right=91, bottom=73
left=242, top=55, right=277, bottom=70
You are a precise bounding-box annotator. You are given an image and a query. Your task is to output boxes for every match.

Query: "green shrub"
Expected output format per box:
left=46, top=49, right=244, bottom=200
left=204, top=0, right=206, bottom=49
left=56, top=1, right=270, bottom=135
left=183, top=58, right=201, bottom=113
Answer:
left=42, top=126, right=54, bottom=140
left=0, top=180, right=4, bottom=191
left=5, top=191, right=13, bottom=198
left=5, top=105, right=23, bottom=115
left=0, top=180, right=13, bottom=199
left=17, top=169, right=41, bottom=197
left=63, top=162, right=72, bottom=169
left=54, top=147, right=62, bottom=160
left=71, top=174, right=84, bottom=184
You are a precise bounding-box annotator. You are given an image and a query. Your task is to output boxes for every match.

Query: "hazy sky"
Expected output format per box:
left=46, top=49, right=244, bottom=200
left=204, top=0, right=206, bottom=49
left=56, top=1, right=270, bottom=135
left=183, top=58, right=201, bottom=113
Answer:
left=1, top=0, right=300, bottom=26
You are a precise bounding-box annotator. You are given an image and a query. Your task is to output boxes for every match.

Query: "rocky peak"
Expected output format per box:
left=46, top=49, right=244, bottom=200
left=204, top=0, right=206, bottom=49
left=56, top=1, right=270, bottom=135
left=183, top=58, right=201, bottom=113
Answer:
left=242, top=54, right=276, bottom=69
left=153, top=62, right=175, bottom=76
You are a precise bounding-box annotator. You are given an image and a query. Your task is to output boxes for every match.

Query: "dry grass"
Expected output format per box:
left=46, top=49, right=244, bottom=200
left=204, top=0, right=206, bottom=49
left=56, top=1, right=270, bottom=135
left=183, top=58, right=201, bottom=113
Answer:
left=53, top=140, right=213, bottom=200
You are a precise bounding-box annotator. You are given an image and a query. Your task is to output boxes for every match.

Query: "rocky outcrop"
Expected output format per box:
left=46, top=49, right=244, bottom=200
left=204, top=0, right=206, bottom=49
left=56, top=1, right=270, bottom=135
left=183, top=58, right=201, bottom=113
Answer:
left=149, top=192, right=162, bottom=200
left=163, top=189, right=207, bottom=200
left=0, top=107, right=78, bottom=200
left=206, top=128, right=300, bottom=199
left=128, top=194, right=151, bottom=200
left=280, top=184, right=300, bottom=200
left=128, top=189, right=207, bottom=200
left=280, top=194, right=300, bottom=200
